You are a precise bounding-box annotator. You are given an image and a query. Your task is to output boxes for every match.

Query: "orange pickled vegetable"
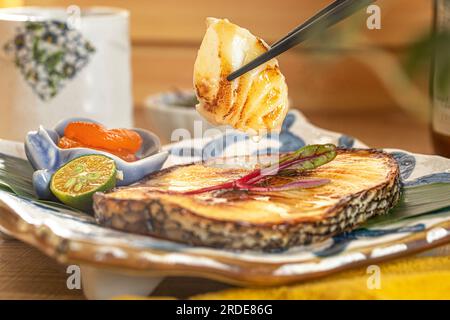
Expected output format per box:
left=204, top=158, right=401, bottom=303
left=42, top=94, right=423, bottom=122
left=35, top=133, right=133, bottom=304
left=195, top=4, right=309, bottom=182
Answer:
left=58, top=122, right=142, bottom=162
left=64, top=122, right=142, bottom=153
left=108, top=151, right=138, bottom=162
left=58, top=136, right=83, bottom=149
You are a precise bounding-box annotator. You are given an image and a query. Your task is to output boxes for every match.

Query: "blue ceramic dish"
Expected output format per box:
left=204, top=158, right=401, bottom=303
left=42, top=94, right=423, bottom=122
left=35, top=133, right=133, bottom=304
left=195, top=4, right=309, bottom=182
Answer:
left=25, top=117, right=168, bottom=199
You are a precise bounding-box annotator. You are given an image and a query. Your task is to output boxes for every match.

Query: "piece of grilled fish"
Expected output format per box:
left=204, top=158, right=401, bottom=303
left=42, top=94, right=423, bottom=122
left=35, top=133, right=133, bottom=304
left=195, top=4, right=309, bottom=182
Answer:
left=94, top=149, right=400, bottom=251
left=193, top=17, right=289, bottom=134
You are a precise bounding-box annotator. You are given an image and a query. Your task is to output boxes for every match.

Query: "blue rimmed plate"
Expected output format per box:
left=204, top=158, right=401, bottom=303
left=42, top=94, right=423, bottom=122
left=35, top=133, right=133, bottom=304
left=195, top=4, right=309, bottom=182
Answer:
left=0, top=110, right=449, bottom=298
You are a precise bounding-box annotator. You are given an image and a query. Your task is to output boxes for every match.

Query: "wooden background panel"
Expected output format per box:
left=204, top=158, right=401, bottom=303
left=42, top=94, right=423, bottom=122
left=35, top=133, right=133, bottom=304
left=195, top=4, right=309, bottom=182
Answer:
left=25, top=0, right=432, bottom=47
left=20, top=0, right=432, bottom=112
left=132, top=46, right=426, bottom=112
left=0, top=0, right=22, bottom=6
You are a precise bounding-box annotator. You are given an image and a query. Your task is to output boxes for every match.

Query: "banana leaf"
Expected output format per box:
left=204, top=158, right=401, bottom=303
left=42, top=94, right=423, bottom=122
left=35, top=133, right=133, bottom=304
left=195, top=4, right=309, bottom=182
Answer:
left=0, top=153, right=80, bottom=213
left=363, top=183, right=450, bottom=228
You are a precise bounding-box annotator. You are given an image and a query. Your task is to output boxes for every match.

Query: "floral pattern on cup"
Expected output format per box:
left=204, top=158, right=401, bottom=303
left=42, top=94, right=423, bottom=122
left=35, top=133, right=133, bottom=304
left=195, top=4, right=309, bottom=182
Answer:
left=3, top=20, right=95, bottom=101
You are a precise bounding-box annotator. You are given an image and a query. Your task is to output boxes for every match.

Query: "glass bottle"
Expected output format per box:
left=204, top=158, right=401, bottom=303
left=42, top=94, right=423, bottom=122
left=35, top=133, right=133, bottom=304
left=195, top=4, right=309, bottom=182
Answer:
left=431, top=0, right=450, bottom=157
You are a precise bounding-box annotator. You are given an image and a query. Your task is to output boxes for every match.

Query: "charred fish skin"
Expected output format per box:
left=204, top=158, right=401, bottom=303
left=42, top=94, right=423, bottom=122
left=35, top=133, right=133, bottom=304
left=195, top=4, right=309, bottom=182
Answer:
left=93, top=149, right=401, bottom=251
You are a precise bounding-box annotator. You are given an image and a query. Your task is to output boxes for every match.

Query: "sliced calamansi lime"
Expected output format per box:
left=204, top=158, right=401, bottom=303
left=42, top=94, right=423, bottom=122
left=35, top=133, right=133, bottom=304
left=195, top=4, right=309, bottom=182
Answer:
left=50, top=154, right=117, bottom=211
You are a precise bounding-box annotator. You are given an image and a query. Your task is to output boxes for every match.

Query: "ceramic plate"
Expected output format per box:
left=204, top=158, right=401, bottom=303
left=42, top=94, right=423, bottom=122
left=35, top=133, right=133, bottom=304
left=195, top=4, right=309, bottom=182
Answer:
left=0, top=110, right=449, bottom=286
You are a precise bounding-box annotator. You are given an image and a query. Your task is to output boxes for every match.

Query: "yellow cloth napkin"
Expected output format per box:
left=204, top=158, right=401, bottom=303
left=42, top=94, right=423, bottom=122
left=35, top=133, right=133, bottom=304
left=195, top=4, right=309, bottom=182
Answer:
left=119, top=255, right=450, bottom=300
left=192, top=256, right=450, bottom=300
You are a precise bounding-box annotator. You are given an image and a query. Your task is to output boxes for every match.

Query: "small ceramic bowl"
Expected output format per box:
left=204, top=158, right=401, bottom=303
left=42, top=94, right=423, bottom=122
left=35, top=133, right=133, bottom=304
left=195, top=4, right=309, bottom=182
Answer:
left=25, top=117, right=168, bottom=199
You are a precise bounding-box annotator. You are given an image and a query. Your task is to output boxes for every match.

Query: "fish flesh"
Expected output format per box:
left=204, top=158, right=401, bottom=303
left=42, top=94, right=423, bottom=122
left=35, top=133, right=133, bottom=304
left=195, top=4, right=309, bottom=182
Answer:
left=94, top=149, right=400, bottom=251
left=193, top=18, right=289, bottom=134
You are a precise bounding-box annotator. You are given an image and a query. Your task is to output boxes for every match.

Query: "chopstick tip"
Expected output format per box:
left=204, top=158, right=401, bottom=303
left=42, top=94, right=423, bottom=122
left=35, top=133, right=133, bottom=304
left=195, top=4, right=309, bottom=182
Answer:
left=226, top=72, right=237, bottom=82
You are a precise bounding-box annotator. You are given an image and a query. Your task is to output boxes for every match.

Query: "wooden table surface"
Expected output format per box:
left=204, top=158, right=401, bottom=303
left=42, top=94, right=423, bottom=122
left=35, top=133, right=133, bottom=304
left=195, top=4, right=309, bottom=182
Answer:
left=0, top=107, right=441, bottom=300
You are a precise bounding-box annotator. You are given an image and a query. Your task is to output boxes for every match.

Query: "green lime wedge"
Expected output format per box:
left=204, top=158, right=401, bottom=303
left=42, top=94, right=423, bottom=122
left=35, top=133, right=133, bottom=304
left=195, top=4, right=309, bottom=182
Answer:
left=50, top=154, right=117, bottom=211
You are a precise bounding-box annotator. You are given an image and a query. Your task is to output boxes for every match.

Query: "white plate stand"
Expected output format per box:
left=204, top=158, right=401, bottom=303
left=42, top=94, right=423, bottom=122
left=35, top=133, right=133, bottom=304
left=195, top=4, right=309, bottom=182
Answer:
left=81, top=265, right=164, bottom=300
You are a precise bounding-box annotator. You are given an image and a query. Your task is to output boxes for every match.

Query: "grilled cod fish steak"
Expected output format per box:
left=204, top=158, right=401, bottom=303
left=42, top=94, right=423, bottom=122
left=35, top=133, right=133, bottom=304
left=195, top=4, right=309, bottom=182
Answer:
left=94, top=149, right=400, bottom=251
left=193, top=18, right=289, bottom=134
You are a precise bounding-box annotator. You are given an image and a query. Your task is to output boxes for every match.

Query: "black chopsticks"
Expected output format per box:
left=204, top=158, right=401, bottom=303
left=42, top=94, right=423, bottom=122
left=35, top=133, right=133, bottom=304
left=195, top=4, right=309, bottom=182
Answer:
left=227, top=0, right=376, bottom=81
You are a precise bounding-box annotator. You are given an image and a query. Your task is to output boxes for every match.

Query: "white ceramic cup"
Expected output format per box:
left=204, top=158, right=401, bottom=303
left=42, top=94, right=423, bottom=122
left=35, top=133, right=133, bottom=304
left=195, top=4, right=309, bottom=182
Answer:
left=0, top=6, right=132, bottom=141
